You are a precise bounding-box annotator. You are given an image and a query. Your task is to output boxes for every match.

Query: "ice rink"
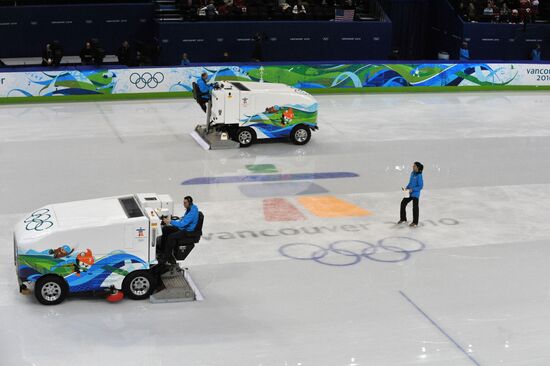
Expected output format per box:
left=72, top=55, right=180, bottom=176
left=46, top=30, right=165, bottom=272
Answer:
left=1, top=91, right=550, bottom=366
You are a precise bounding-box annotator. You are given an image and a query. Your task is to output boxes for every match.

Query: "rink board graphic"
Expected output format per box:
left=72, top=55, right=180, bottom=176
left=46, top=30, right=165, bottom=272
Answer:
left=1, top=63, right=550, bottom=101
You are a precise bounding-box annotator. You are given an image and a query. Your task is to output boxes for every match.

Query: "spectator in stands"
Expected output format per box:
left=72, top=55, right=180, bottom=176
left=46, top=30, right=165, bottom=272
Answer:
left=459, top=41, right=470, bottom=60
left=80, top=42, right=94, bottom=65
left=117, top=41, right=133, bottom=66
left=233, top=0, right=246, bottom=9
left=217, top=0, right=229, bottom=18
left=500, top=2, right=511, bottom=22
left=342, top=0, right=355, bottom=10
left=220, top=51, right=231, bottom=62
left=181, top=52, right=191, bottom=66
left=180, top=0, right=193, bottom=19
left=136, top=50, right=152, bottom=66
left=41, top=43, right=54, bottom=67
left=151, top=37, right=161, bottom=66
left=532, top=43, right=542, bottom=61
left=468, top=1, right=476, bottom=21
left=135, top=40, right=154, bottom=66
left=201, top=0, right=219, bottom=19
left=388, top=49, right=400, bottom=60
left=532, top=0, right=539, bottom=20
left=293, top=0, right=307, bottom=18
left=511, top=8, right=520, bottom=23
left=90, top=39, right=105, bottom=66
left=225, top=1, right=242, bottom=19
left=458, top=1, right=468, bottom=19
left=51, top=40, right=63, bottom=66
left=280, top=1, right=292, bottom=17
left=524, top=7, right=533, bottom=23
left=483, top=1, right=494, bottom=17
left=252, top=32, right=265, bottom=61
left=519, top=0, right=530, bottom=11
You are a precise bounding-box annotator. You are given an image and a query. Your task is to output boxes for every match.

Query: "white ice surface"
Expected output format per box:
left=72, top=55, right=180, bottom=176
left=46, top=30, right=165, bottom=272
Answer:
left=1, top=92, right=550, bottom=365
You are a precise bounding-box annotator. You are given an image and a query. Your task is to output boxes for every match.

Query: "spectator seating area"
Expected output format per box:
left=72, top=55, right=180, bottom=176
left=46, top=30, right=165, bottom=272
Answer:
left=0, top=0, right=149, bottom=4
left=0, top=55, right=118, bottom=67
left=452, top=0, right=550, bottom=23
left=2, top=0, right=549, bottom=64
left=158, top=0, right=381, bottom=22
left=0, top=0, right=382, bottom=22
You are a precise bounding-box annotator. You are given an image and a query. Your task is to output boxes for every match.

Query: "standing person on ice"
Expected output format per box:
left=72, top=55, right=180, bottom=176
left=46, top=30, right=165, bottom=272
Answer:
left=398, top=162, right=424, bottom=227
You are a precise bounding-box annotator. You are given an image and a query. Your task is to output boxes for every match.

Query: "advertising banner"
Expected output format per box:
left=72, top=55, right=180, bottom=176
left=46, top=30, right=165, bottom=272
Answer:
left=1, top=63, right=549, bottom=99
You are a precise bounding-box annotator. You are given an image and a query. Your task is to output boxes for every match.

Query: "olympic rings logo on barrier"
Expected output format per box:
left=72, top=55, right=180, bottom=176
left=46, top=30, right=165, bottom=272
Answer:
left=129, top=72, right=165, bottom=89
left=24, top=208, right=53, bottom=231
left=279, top=237, right=425, bottom=266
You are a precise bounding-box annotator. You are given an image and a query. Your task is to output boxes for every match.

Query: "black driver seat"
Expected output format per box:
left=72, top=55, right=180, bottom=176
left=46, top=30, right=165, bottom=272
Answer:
left=173, top=211, right=204, bottom=261
left=192, top=82, right=210, bottom=113
left=192, top=82, right=201, bottom=102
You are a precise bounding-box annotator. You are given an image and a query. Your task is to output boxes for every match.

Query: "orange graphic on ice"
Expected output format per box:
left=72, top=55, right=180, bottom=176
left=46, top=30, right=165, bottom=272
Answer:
left=297, top=196, right=372, bottom=218
left=263, top=198, right=306, bottom=221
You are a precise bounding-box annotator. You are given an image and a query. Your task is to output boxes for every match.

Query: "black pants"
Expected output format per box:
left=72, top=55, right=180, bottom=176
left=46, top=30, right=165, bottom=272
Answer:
left=198, top=98, right=208, bottom=113
left=159, top=226, right=194, bottom=262
left=400, top=197, right=419, bottom=224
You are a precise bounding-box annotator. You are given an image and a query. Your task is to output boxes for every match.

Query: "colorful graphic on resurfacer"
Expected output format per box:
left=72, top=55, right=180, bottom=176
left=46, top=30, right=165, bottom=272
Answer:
left=17, top=246, right=147, bottom=292
left=240, top=103, right=318, bottom=138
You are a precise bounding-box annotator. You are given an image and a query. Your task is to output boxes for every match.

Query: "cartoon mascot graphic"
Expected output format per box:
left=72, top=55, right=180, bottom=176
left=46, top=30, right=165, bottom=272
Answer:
left=282, top=108, right=294, bottom=126
left=48, top=245, right=74, bottom=259
left=74, top=249, right=95, bottom=276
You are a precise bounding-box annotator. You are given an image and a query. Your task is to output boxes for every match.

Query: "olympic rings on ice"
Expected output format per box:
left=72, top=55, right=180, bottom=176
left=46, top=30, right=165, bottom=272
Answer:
left=279, top=237, right=425, bottom=266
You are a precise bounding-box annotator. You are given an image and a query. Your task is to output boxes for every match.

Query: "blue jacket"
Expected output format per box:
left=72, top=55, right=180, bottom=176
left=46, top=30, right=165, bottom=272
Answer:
left=532, top=49, right=541, bottom=61
left=197, top=77, right=213, bottom=100
left=170, top=204, right=199, bottom=232
left=406, top=172, right=424, bottom=198
left=459, top=48, right=470, bottom=60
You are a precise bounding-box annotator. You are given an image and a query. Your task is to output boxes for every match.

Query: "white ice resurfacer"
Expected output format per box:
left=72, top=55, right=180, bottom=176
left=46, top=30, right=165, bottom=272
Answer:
left=14, top=194, right=203, bottom=305
left=191, top=81, right=319, bottom=150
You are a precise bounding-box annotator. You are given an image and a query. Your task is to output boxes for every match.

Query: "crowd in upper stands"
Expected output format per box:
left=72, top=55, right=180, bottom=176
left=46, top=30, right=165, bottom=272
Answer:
left=0, top=0, right=148, bottom=4
left=179, top=0, right=373, bottom=21
left=0, top=0, right=377, bottom=22
left=457, top=0, right=543, bottom=23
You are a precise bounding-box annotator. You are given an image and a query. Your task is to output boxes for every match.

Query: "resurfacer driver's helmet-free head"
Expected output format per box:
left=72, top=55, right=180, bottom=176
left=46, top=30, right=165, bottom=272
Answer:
left=184, top=196, right=193, bottom=209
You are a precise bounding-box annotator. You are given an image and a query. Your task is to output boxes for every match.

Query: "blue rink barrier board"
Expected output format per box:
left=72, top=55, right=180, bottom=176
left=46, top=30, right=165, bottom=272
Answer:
left=1, top=61, right=550, bottom=103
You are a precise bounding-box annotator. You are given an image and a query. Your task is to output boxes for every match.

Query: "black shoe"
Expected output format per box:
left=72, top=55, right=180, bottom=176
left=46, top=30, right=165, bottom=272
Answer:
left=397, top=220, right=407, bottom=224
left=160, top=262, right=175, bottom=274
left=165, top=264, right=185, bottom=277
left=409, top=223, right=418, bottom=227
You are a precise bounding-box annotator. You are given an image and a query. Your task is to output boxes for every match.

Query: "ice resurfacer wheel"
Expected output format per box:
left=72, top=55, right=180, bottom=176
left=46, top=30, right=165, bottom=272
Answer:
left=237, top=127, right=256, bottom=147
left=35, top=275, right=68, bottom=305
left=122, top=270, right=156, bottom=300
left=290, top=125, right=311, bottom=145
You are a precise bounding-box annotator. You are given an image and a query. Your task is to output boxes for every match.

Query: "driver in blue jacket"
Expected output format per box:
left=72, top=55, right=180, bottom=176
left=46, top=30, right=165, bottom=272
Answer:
left=398, top=162, right=424, bottom=227
left=196, top=72, right=214, bottom=112
left=159, top=196, right=199, bottom=263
